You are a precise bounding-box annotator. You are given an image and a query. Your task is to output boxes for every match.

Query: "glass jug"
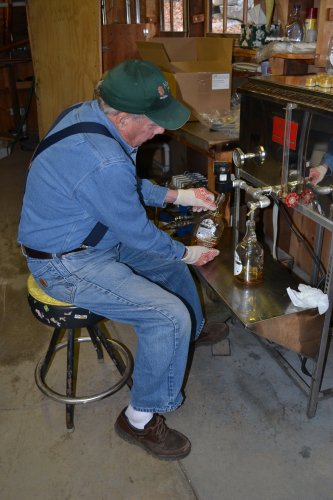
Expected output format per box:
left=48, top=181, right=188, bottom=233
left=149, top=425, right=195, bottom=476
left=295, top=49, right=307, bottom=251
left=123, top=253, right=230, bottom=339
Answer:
left=193, top=193, right=225, bottom=248
left=234, top=218, right=264, bottom=285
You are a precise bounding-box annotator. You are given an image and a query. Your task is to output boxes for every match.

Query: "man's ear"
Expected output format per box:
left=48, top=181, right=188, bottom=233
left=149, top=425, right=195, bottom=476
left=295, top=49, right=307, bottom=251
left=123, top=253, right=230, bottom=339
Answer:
left=110, top=112, right=130, bottom=129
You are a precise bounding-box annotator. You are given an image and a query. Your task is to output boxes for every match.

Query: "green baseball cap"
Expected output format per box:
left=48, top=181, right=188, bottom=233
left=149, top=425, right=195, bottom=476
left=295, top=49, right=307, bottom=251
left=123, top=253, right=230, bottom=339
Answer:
left=99, top=59, right=190, bottom=130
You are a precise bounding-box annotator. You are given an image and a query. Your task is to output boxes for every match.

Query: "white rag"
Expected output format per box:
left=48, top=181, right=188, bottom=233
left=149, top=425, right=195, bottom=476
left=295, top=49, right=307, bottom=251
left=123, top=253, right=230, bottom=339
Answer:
left=287, top=284, right=329, bottom=315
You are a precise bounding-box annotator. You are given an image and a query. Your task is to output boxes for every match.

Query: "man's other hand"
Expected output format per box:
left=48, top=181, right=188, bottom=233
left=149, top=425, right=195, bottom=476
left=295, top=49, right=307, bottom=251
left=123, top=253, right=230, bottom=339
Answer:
left=308, top=165, right=328, bottom=185
left=175, top=188, right=216, bottom=212
left=182, top=246, right=220, bottom=266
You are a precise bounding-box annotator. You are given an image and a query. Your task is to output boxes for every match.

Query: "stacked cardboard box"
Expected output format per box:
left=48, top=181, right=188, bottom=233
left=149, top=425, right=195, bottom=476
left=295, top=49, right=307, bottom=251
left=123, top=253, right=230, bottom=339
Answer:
left=137, top=37, right=233, bottom=121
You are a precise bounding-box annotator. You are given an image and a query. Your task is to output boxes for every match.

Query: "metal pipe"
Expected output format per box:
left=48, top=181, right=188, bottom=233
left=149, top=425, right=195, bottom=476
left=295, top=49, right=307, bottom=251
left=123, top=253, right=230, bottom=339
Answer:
left=101, top=0, right=107, bottom=25
left=313, top=185, right=333, bottom=195
left=281, top=103, right=297, bottom=198
left=135, top=0, right=140, bottom=24
left=125, top=0, right=131, bottom=24
left=233, top=179, right=271, bottom=209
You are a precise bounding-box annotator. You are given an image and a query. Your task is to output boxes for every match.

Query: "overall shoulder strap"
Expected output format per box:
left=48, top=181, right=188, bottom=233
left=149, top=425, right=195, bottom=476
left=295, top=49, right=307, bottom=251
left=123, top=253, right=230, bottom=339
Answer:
left=32, top=122, right=111, bottom=160
left=31, top=120, right=115, bottom=246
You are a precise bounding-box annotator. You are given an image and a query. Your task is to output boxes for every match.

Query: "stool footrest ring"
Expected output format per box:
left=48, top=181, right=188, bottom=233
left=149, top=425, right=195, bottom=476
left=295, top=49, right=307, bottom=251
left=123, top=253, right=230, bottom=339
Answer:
left=35, top=336, right=132, bottom=404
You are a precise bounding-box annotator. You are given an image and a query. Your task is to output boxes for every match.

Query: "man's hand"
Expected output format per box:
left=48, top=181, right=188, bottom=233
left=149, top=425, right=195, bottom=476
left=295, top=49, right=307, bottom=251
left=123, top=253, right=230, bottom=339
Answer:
left=182, top=246, right=220, bottom=266
left=175, top=188, right=216, bottom=212
left=308, top=165, right=328, bottom=185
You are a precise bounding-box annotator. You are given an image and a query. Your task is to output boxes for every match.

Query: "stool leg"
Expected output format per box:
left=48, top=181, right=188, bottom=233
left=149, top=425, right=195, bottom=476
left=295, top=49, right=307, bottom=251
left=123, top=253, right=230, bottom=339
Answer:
left=40, top=327, right=63, bottom=380
left=66, top=328, right=75, bottom=430
left=94, top=326, right=133, bottom=389
left=87, top=326, right=104, bottom=361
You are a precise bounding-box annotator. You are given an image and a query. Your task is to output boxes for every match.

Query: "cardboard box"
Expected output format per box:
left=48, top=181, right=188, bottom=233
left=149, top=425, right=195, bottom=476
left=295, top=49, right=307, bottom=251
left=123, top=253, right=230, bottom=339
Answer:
left=137, top=37, right=233, bottom=121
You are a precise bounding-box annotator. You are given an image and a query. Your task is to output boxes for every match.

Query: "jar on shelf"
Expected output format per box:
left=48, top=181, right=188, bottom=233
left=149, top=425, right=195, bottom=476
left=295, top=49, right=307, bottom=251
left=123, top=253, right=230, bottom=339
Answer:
left=326, top=36, right=333, bottom=75
left=285, top=4, right=305, bottom=42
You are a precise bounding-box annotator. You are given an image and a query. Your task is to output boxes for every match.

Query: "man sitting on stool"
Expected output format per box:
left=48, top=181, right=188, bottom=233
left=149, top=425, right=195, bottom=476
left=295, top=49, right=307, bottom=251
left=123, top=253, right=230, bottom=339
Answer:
left=18, top=59, right=228, bottom=460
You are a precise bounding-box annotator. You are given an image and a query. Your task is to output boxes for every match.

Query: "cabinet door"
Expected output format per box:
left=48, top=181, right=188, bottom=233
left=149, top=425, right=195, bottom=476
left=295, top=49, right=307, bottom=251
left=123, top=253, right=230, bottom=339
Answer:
left=316, top=0, right=333, bottom=68
left=26, top=0, right=101, bottom=138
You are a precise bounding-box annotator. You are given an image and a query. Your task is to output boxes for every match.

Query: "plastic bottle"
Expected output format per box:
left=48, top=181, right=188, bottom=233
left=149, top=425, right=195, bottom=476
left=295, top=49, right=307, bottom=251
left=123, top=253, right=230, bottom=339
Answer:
left=193, top=193, right=225, bottom=248
left=285, top=4, right=305, bottom=42
left=305, top=7, right=317, bottom=43
left=234, top=218, right=264, bottom=285
left=326, top=36, right=333, bottom=75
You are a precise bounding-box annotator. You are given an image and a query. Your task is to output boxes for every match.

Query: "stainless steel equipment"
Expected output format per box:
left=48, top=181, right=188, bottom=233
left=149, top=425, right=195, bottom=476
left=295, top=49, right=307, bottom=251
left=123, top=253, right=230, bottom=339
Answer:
left=198, top=75, right=333, bottom=417
left=237, top=76, right=333, bottom=417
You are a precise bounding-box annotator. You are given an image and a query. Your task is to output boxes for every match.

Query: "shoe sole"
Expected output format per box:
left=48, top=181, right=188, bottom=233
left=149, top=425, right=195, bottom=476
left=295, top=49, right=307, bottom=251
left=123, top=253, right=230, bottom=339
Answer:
left=195, top=325, right=229, bottom=347
left=115, top=422, right=191, bottom=461
left=195, top=333, right=229, bottom=347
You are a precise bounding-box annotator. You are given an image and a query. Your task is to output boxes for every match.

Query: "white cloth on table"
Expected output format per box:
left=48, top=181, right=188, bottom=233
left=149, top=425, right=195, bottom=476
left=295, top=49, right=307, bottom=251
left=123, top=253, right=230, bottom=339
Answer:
left=287, top=284, right=329, bottom=315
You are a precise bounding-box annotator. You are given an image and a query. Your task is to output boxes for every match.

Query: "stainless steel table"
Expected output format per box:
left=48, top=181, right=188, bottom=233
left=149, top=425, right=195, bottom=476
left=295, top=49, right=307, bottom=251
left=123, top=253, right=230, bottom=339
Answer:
left=194, top=228, right=328, bottom=417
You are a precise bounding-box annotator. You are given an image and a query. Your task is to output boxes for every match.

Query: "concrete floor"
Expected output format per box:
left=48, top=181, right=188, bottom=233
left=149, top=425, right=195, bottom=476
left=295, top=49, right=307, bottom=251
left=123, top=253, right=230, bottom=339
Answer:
left=1, top=147, right=333, bottom=500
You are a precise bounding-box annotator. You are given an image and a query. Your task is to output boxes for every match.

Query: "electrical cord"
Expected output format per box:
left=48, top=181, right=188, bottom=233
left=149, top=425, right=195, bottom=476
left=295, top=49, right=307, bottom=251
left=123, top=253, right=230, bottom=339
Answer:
left=269, top=194, right=329, bottom=377
left=270, top=193, right=326, bottom=288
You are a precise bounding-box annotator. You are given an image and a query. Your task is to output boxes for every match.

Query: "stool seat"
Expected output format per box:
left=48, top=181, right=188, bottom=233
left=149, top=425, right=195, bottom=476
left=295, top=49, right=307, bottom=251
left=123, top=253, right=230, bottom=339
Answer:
left=27, top=274, right=71, bottom=306
left=27, top=274, right=102, bottom=328
left=27, top=274, right=133, bottom=430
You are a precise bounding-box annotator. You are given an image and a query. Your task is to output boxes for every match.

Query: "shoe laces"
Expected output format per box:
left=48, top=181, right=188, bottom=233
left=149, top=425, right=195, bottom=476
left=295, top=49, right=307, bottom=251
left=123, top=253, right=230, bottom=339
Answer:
left=152, top=415, right=168, bottom=442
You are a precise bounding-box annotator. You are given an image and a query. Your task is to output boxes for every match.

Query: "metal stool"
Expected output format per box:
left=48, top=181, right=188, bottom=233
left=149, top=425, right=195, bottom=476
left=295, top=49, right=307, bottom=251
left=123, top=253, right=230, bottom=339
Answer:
left=27, top=274, right=133, bottom=431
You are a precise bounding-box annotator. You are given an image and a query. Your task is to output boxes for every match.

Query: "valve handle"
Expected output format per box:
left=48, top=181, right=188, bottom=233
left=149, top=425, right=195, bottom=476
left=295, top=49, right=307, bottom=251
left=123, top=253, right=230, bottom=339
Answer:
left=285, top=192, right=299, bottom=208
left=301, top=188, right=314, bottom=205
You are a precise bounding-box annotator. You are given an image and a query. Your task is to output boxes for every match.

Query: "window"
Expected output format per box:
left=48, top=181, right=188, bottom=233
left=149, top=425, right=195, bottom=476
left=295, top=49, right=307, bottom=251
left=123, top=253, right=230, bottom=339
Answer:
left=160, top=0, right=186, bottom=32
left=159, top=0, right=255, bottom=35
left=208, top=0, right=254, bottom=34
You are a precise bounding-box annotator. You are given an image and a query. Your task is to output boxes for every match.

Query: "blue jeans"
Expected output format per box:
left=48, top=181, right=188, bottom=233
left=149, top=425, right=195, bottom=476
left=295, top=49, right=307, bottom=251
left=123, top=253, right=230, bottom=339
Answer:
left=26, top=244, right=205, bottom=413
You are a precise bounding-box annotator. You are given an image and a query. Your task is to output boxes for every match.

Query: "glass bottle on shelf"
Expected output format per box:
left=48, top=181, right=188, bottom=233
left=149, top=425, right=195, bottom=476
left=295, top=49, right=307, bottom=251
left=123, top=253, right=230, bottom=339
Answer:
left=193, top=193, right=225, bottom=248
left=285, top=4, right=305, bottom=42
left=326, top=36, right=333, bottom=75
left=234, top=217, right=264, bottom=286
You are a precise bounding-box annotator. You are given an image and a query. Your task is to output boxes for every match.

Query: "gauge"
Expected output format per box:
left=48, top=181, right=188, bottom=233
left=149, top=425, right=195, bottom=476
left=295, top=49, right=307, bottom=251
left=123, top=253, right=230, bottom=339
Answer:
left=232, top=148, right=245, bottom=167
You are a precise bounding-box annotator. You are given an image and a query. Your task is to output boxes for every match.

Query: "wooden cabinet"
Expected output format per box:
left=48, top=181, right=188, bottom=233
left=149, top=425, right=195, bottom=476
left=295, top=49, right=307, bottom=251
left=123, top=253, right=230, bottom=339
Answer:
left=316, top=0, right=333, bottom=68
left=26, top=0, right=101, bottom=139
left=275, top=0, right=333, bottom=70
left=26, top=1, right=160, bottom=139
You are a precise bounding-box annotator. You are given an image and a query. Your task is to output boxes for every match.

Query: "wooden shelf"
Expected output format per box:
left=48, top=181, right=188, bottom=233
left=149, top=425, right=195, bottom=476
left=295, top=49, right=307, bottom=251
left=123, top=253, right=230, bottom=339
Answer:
left=271, top=52, right=315, bottom=61
left=233, top=47, right=256, bottom=57
left=233, top=46, right=315, bottom=61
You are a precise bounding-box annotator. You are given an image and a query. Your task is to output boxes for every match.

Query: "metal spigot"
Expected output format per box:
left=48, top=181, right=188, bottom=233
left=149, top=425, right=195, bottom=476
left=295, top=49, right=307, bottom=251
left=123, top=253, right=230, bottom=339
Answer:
left=232, top=146, right=266, bottom=168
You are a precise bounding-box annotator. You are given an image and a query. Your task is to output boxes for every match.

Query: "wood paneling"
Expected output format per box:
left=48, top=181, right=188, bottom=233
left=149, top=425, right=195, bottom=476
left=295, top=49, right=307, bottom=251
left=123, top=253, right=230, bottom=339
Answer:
left=102, top=23, right=157, bottom=71
left=26, top=0, right=101, bottom=138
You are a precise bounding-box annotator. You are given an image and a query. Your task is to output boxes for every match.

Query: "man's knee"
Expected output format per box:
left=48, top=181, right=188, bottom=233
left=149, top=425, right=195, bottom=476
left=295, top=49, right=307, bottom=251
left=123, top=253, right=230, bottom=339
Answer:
left=168, top=299, right=192, bottom=338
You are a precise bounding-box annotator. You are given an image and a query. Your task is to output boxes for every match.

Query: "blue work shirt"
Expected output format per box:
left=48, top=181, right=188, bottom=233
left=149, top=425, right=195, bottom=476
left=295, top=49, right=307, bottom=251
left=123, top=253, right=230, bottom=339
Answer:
left=18, top=100, right=185, bottom=260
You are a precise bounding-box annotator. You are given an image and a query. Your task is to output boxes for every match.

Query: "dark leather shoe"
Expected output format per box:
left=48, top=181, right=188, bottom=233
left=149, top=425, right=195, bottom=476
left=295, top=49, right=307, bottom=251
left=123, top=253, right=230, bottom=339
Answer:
left=195, top=321, right=229, bottom=346
left=115, top=408, right=191, bottom=460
